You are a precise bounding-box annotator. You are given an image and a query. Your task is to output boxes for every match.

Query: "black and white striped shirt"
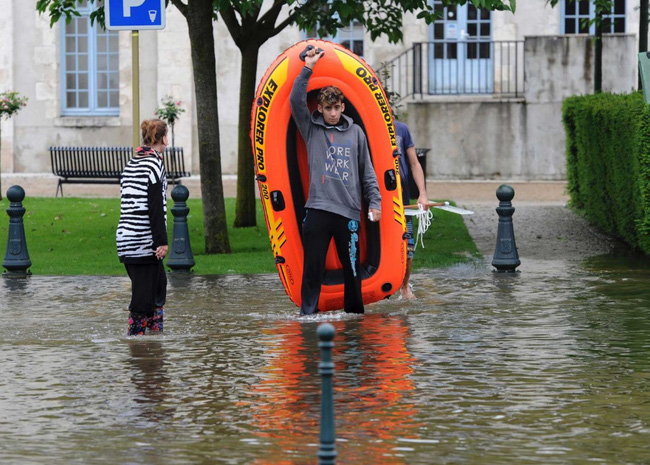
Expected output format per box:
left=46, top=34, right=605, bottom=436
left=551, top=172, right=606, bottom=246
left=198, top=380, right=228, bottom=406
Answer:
left=116, top=149, right=168, bottom=262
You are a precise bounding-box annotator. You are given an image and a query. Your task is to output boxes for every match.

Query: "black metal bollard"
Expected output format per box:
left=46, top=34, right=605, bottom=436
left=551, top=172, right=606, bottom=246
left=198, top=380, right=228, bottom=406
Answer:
left=491, top=184, right=521, bottom=272
left=317, top=323, right=337, bottom=465
left=166, top=184, right=195, bottom=272
left=2, top=185, right=32, bottom=277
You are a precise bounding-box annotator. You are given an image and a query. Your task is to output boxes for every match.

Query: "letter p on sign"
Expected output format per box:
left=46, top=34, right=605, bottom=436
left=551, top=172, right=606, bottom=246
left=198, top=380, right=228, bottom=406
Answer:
left=124, top=0, right=146, bottom=17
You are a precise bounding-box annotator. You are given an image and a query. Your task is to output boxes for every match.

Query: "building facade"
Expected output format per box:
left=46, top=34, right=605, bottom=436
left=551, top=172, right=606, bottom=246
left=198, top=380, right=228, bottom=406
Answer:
left=0, top=0, right=641, bottom=180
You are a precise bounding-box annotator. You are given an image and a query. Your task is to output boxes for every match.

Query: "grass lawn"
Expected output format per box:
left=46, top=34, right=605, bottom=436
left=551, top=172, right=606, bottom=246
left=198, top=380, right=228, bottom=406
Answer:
left=0, top=196, right=479, bottom=275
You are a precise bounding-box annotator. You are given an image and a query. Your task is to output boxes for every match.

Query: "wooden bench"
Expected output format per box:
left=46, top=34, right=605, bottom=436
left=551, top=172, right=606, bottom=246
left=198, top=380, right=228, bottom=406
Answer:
left=49, top=146, right=190, bottom=197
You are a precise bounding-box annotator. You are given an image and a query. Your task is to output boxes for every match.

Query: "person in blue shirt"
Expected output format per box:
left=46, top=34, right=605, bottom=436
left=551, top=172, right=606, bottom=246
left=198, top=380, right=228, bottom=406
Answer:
left=395, top=119, right=430, bottom=300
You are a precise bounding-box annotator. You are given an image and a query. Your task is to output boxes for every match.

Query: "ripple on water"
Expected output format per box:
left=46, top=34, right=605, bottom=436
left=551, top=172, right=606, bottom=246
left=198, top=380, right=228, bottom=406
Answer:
left=0, top=257, right=649, bottom=464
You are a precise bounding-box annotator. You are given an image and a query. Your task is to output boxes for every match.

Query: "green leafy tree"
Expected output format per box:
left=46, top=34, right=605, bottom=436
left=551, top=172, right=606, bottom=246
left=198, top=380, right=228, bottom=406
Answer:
left=155, top=96, right=185, bottom=147
left=0, top=91, right=28, bottom=200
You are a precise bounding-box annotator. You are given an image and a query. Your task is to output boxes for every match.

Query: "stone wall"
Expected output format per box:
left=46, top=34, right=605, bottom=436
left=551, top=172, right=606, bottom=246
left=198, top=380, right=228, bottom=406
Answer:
left=404, top=34, right=638, bottom=180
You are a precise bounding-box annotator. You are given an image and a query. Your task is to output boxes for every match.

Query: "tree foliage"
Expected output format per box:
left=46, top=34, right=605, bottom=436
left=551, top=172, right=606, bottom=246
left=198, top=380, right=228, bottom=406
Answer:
left=216, top=0, right=516, bottom=46
left=36, top=0, right=104, bottom=26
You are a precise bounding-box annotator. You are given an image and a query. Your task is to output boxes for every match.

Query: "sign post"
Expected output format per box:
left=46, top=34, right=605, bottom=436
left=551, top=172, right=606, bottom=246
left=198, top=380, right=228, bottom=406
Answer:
left=132, top=31, right=140, bottom=150
left=106, top=0, right=166, bottom=150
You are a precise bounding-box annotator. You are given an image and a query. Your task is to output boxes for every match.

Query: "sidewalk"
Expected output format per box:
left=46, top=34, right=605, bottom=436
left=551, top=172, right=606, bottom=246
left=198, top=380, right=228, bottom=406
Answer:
left=1, top=173, right=569, bottom=204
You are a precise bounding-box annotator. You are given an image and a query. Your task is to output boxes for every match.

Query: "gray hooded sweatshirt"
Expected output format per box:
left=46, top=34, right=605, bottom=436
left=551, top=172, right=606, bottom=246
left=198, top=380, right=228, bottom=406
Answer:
left=290, top=66, right=382, bottom=221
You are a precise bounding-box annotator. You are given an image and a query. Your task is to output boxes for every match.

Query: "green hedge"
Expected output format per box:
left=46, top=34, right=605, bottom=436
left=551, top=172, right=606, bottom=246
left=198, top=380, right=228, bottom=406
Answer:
left=562, top=91, right=650, bottom=253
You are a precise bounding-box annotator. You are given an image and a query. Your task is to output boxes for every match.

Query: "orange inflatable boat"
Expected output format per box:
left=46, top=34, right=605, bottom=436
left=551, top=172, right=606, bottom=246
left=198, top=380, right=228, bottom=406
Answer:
left=250, top=39, right=407, bottom=311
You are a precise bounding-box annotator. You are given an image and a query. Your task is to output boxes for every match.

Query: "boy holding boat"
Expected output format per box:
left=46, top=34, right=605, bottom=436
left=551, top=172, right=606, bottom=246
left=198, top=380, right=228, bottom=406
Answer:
left=290, top=46, right=382, bottom=315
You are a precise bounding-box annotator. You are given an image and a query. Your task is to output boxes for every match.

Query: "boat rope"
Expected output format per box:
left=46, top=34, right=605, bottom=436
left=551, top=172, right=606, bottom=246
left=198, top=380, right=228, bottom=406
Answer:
left=411, top=206, right=434, bottom=250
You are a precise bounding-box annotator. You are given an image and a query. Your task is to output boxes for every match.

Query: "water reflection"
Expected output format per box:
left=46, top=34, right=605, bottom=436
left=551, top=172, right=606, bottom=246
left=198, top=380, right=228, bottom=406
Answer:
left=0, top=254, right=649, bottom=464
left=127, top=340, right=172, bottom=418
left=2, top=275, right=30, bottom=291
left=245, top=314, right=419, bottom=464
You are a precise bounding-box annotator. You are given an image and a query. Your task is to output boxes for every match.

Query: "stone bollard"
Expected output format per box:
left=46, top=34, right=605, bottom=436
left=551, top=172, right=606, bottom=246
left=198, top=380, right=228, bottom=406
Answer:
left=317, top=323, right=337, bottom=465
left=166, top=184, right=195, bottom=272
left=2, top=185, right=32, bottom=277
left=491, top=184, right=521, bottom=272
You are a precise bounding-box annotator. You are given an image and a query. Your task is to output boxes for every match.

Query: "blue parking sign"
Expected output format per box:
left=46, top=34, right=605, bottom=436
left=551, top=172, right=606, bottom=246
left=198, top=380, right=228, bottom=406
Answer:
left=106, top=0, right=166, bottom=30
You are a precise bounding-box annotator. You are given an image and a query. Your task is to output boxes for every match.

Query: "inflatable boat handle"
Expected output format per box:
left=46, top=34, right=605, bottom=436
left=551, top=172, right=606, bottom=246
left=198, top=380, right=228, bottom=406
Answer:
left=299, top=45, right=325, bottom=61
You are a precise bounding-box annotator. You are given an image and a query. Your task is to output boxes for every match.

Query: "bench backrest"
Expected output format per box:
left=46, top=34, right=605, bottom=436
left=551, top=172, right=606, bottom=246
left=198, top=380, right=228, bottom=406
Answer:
left=49, top=146, right=189, bottom=179
left=162, top=147, right=188, bottom=180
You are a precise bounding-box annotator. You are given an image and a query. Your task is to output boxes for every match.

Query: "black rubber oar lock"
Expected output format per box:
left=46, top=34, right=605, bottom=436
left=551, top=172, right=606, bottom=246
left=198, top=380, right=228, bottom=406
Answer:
left=270, top=190, right=285, bottom=212
left=384, top=169, right=397, bottom=191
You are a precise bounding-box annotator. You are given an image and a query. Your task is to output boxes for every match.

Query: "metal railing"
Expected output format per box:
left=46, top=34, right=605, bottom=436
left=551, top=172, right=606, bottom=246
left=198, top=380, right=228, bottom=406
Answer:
left=377, top=40, right=525, bottom=101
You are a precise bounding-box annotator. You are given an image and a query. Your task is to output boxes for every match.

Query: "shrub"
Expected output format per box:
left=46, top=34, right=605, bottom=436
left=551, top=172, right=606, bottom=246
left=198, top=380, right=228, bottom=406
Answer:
left=155, top=96, right=185, bottom=147
left=0, top=91, right=28, bottom=119
left=562, top=91, right=650, bottom=252
left=155, top=96, right=185, bottom=126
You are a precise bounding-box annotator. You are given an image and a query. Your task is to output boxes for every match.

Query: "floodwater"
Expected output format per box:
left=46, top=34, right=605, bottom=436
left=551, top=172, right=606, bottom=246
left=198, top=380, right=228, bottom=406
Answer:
left=1, top=255, right=649, bottom=464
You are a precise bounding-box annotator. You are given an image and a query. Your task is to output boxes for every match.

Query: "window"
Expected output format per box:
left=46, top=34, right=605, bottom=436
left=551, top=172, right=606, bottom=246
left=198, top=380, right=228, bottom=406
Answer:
left=562, top=0, right=626, bottom=35
left=305, top=3, right=365, bottom=58
left=336, top=20, right=365, bottom=57
left=432, top=1, right=458, bottom=59
left=466, top=4, right=491, bottom=59
left=61, top=4, right=119, bottom=116
left=431, top=1, right=491, bottom=60
left=602, top=0, right=626, bottom=33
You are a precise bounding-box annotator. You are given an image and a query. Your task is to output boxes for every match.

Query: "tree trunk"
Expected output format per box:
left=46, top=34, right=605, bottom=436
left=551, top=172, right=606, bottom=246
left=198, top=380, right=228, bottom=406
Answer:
left=594, top=5, right=603, bottom=93
left=234, top=43, right=260, bottom=228
left=185, top=0, right=231, bottom=253
left=641, top=0, right=649, bottom=89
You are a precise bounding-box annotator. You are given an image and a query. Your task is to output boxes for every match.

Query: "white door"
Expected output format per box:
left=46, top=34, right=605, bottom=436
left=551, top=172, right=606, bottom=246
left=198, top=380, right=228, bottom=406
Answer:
left=429, top=1, right=494, bottom=94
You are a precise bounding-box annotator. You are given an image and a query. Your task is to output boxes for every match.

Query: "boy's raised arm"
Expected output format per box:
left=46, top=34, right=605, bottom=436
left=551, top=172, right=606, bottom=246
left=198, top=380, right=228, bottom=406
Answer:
left=289, top=47, right=324, bottom=139
left=289, top=67, right=314, bottom=139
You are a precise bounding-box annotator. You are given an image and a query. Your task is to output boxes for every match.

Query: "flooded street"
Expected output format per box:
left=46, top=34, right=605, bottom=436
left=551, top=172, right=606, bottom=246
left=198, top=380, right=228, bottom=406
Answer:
left=1, top=254, right=649, bottom=464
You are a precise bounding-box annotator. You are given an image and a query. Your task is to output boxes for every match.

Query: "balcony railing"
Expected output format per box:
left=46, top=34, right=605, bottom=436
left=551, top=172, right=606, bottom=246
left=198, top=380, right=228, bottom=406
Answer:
left=377, top=40, right=525, bottom=101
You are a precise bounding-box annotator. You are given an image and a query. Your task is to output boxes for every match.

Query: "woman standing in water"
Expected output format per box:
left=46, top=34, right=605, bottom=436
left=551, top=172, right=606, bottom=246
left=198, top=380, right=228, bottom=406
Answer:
left=116, top=119, right=169, bottom=336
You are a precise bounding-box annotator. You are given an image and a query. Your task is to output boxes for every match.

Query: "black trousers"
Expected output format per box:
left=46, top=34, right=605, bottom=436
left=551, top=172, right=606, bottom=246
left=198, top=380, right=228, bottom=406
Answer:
left=124, top=261, right=167, bottom=317
left=300, top=209, right=364, bottom=315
